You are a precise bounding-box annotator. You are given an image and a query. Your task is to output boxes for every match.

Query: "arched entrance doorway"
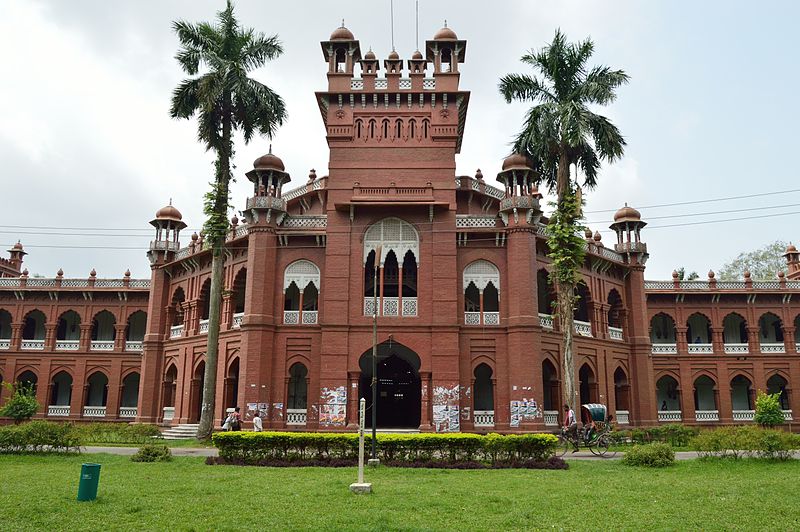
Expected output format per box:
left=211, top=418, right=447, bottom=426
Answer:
left=190, top=362, right=205, bottom=422
left=358, top=340, right=421, bottom=428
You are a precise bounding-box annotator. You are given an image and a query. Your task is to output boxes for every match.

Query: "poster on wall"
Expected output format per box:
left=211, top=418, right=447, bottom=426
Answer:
left=319, top=386, right=347, bottom=427
left=432, top=384, right=460, bottom=432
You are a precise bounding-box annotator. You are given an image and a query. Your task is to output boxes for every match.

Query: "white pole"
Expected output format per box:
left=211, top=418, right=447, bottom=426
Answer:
left=350, top=397, right=372, bottom=493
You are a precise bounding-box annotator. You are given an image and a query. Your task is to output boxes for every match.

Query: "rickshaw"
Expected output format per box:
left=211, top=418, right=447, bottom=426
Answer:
left=556, top=403, right=617, bottom=457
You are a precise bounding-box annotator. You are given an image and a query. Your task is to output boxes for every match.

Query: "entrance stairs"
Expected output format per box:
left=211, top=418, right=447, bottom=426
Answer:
left=161, top=423, right=199, bottom=440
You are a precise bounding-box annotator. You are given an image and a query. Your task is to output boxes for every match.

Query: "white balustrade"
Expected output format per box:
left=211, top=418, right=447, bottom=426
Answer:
left=760, top=343, right=786, bottom=353
left=170, top=325, right=183, bottom=338
left=543, top=410, right=559, bottom=426
left=283, top=311, right=299, bottom=325
left=539, top=313, right=554, bottom=330
left=422, top=78, right=436, bottom=89
left=119, top=407, right=137, bottom=418
left=464, top=312, right=481, bottom=325
left=483, top=312, right=500, bottom=325
left=402, top=297, right=417, bottom=317
left=382, top=297, right=399, bottom=317
left=302, top=311, right=318, bottom=325
left=783, top=410, right=793, bottom=421
left=732, top=410, right=755, bottom=421
left=574, top=320, right=592, bottom=337
left=56, top=340, right=80, bottom=351
left=688, top=343, right=713, bottom=354
left=162, top=406, right=175, bottom=421
left=286, top=409, right=307, bottom=425
left=651, top=344, right=678, bottom=355
left=608, top=327, right=623, bottom=341
left=695, top=410, right=719, bottom=422
left=615, top=410, right=630, bottom=424
left=658, top=410, right=682, bottom=422
left=91, top=340, right=115, bottom=351
left=232, top=312, right=244, bottom=328
left=724, top=343, right=749, bottom=354
left=125, top=341, right=143, bottom=352
left=0, top=339, right=9, bottom=350
left=364, top=297, right=376, bottom=317
left=199, top=319, right=209, bottom=334
left=473, top=410, right=495, bottom=427
left=83, top=406, right=107, bottom=418
left=48, top=405, right=70, bottom=417
left=21, top=339, right=45, bottom=350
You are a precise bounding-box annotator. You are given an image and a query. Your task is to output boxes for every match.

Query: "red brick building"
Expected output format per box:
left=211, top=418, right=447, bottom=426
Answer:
left=2, top=24, right=800, bottom=431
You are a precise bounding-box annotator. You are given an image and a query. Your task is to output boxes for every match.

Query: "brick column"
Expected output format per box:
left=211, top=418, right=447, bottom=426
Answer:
left=114, top=324, right=126, bottom=352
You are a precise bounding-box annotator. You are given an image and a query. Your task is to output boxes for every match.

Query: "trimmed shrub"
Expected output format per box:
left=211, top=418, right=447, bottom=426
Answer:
left=625, top=425, right=698, bottom=447
left=73, top=423, right=163, bottom=444
left=131, top=444, right=172, bottom=462
left=754, top=391, right=785, bottom=428
left=211, top=431, right=559, bottom=467
left=0, top=382, right=39, bottom=424
left=622, top=443, right=675, bottom=467
left=693, top=426, right=797, bottom=460
left=0, top=420, right=81, bottom=454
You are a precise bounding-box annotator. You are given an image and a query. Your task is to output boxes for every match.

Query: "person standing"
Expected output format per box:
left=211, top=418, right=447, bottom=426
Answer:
left=230, top=406, right=242, bottom=432
left=563, top=403, right=578, bottom=452
left=252, top=410, right=263, bottom=432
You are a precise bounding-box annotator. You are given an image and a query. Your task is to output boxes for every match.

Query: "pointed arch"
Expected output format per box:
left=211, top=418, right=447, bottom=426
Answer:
left=722, top=312, right=748, bottom=344
left=22, top=309, right=46, bottom=340
left=650, top=312, right=676, bottom=344
left=364, top=218, right=419, bottom=265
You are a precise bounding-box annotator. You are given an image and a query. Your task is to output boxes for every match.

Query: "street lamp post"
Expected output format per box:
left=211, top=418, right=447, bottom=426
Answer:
left=369, top=246, right=381, bottom=466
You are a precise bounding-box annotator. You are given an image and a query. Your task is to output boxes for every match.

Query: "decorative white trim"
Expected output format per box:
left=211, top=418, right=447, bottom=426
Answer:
left=162, top=406, right=175, bottom=421
left=199, top=319, right=209, bottom=334
left=651, top=344, right=678, bottom=354
left=364, top=218, right=419, bottom=266
left=732, top=410, right=755, bottom=421
left=119, top=407, right=138, bottom=418
left=48, top=405, right=70, bottom=417
left=760, top=343, right=786, bottom=353
left=688, top=343, right=713, bottom=354
left=83, top=406, right=107, bottom=418
left=695, top=410, right=719, bottom=422
left=658, top=410, right=681, bottom=422
left=286, top=409, right=307, bottom=425
left=574, top=320, right=592, bottom=337
left=473, top=410, right=494, bottom=427
left=125, top=341, right=143, bottom=352
left=170, top=325, right=183, bottom=338
left=615, top=410, right=630, bottom=424
left=723, top=343, right=748, bottom=354
left=539, top=313, right=554, bottom=330
left=463, top=260, right=500, bottom=292
left=284, top=260, right=321, bottom=291
left=543, top=410, right=558, bottom=426
left=56, top=340, right=80, bottom=351
left=0, top=339, right=9, bottom=350
left=21, top=340, right=45, bottom=350
left=608, top=327, right=623, bottom=341
left=283, top=311, right=299, bottom=325
left=91, top=340, right=115, bottom=351
left=232, top=313, right=244, bottom=328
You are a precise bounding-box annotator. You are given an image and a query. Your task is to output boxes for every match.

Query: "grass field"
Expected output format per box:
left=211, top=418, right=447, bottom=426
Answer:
left=1, top=454, right=799, bottom=531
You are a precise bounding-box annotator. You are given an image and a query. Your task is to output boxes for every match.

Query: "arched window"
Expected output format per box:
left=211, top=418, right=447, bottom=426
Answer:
left=225, top=358, right=240, bottom=410
left=22, top=310, right=46, bottom=341
left=56, top=311, right=81, bottom=349
left=758, top=312, right=784, bottom=351
left=198, top=279, right=211, bottom=321
left=686, top=313, right=711, bottom=345
left=542, top=359, right=560, bottom=413
left=369, top=119, right=377, bottom=138
left=355, top=119, right=363, bottom=139
left=650, top=313, right=677, bottom=345
left=283, top=260, right=321, bottom=325
left=49, top=371, right=72, bottom=409
left=120, top=372, right=140, bottom=411
left=381, top=119, right=389, bottom=139
left=170, top=288, right=185, bottom=327
left=364, top=218, right=419, bottom=317
left=574, top=282, right=592, bottom=336
left=656, top=375, right=680, bottom=412
left=694, top=375, right=717, bottom=413
left=722, top=313, right=747, bottom=347
left=287, top=363, right=308, bottom=410
left=125, top=311, right=147, bottom=351
left=473, top=364, right=494, bottom=424
left=422, top=119, right=430, bottom=138
left=231, top=269, right=247, bottom=328
left=579, top=363, right=597, bottom=404
left=614, top=367, right=630, bottom=414
left=730, top=375, right=753, bottom=411
left=395, top=119, right=403, bottom=139
left=17, top=370, right=38, bottom=394
left=767, top=374, right=790, bottom=410
left=607, top=289, right=623, bottom=328
left=91, top=311, right=116, bottom=350
left=0, top=309, right=11, bottom=342
left=409, top=119, right=416, bottom=139
left=537, top=269, right=555, bottom=316
left=162, top=364, right=178, bottom=411
left=463, top=260, right=500, bottom=326
left=85, top=371, right=109, bottom=409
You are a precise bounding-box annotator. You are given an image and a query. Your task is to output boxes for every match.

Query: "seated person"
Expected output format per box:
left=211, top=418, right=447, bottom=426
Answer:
left=582, top=407, right=596, bottom=443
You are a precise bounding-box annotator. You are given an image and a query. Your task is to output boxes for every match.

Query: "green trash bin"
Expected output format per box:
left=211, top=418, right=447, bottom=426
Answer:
left=77, top=463, right=101, bottom=501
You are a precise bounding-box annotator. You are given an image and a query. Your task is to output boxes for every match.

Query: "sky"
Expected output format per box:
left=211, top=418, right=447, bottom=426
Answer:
left=1, top=0, right=799, bottom=280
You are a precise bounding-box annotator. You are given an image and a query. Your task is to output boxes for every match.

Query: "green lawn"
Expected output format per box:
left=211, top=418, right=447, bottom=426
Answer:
left=1, top=454, right=799, bottom=531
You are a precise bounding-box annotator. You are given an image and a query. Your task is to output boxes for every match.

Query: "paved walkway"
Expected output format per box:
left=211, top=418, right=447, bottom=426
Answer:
left=82, top=446, right=703, bottom=460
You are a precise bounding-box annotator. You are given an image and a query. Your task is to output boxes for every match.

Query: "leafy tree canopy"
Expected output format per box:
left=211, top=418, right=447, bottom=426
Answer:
left=718, top=240, right=788, bottom=281
left=0, top=382, right=39, bottom=424
left=675, top=267, right=699, bottom=281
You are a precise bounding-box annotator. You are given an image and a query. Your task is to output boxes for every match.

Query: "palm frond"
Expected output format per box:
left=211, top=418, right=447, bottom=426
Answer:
left=498, top=73, right=555, bottom=104
left=240, top=33, right=283, bottom=72
left=588, top=113, right=626, bottom=162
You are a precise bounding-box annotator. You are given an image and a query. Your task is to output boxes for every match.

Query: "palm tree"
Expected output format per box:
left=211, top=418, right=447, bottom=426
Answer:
left=170, top=1, right=287, bottom=440
left=499, top=30, right=628, bottom=414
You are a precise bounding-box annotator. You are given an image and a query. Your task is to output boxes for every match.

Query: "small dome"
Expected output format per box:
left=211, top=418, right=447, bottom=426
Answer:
left=708, top=270, right=715, bottom=279
left=364, top=49, right=376, bottom=60
left=593, top=231, right=602, bottom=242
left=231, top=214, right=239, bottom=226
left=330, top=23, right=354, bottom=41
left=475, top=169, right=483, bottom=180
left=412, top=49, right=423, bottom=60
left=613, top=203, right=641, bottom=223
left=672, top=270, right=679, bottom=279
left=308, top=169, right=317, bottom=183
left=501, top=153, right=532, bottom=171
left=253, top=146, right=285, bottom=172
left=388, top=50, right=400, bottom=60
left=786, top=243, right=798, bottom=254
left=584, top=228, right=593, bottom=239
left=778, top=271, right=785, bottom=278
left=124, top=269, right=131, bottom=277
left=155, top=203, right=183, bottom=221
left=57, top=268, right=63, bottom=277
left=89, top=268, right=96, bottom=278
left=12, top=241, right=23, bottom=250
left=434, top=23, right=458, bottom=40
left=744, top=270, right=751, bottom=279
left=191, top=232, right=198, bottom=241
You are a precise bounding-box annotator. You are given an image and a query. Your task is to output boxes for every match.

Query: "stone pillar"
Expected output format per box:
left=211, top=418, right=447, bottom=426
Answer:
left=346, top=371, right=360, bottom=429
left=419, top=371, right=432, bottom=431
left=79, top=324, right=92, bottom=351
left=137, top=263, right=171, bottom=424
left=747, top=326, right=760, bottom=354
left=711, top=326, right=724, bottom=355
left=10, top=323, right=22, bottom=350
left=783, top=326, right=796, bottom=354
left=221, top=293, right=233, bottom=331
left=676, top=326, right=689, bottom=355
left=106, top=359, right=122, bottom=419
left=114, top=324, right=126, bottom=352
left=44, top=324, right=56, bottom=351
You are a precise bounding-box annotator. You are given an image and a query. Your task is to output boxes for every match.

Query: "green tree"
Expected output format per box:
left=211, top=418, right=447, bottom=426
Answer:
left=170, top=1, right=287, bottom=440
left=499, top=30, right=628, bottom=412
left=675, top=267, right=699, bottom=281
left=718, top=240, right=788, bottom=281
left=753, top=390, right=785, bottom=427
left=0, top=382, right=40, bottom=424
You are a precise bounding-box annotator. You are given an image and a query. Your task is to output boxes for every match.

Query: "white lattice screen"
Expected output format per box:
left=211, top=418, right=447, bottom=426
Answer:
left=363, top=218, right=419, bottom=265
left=284, top=260, right=321, bottom=291
left=463, top=260, right=500, bottom=292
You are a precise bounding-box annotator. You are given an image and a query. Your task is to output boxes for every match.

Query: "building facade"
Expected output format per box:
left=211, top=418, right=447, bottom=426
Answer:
left=2, top=24, right=800, bottom=431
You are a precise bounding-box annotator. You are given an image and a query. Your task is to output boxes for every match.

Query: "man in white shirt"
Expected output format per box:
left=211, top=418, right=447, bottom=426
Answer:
left=563, top=403, right=578, bottom=452
left=253, top=411, right=263, bottom=432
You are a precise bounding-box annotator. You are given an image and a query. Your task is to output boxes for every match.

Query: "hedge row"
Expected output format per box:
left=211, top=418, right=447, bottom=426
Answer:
left=73, top=422, right=162, bottom=444
left=693, top=426, right=800, bottom=460
left=212, top=432, right=559, bottom=464
left=0, top=421, right=81, bottom=454
left=608, top=424, right=699, bottom=447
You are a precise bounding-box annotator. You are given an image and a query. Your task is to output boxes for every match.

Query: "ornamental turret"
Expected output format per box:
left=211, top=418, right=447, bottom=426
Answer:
left=321, top=22, right=362, bottom=91
left=244, top=146, right=289, bottom=224
left=425, top=22, right=466, bottom=82
left=148, top=201, right=186, bottom=264
left=5, top=241, right=26, bottom=274
left=784, top=243, right=800, bottom=280
left=496, top=153, right=542, bottom=227
left=609, top=203, right=648, bottom=265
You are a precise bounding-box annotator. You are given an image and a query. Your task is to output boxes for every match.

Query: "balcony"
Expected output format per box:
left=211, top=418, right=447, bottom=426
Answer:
left=199, top=319, right=209, bottom=334
left=732, top=410, right=754, bottom=422
left=232, top=312, right=244, bottom=329
left=464, top=312, right=500, bottom=326
left=615, top=410, right=630, bottom=424
left=402, top=298, right=417, bottom=317
left=83, top=406, right=107, bottom=418
left=473, top=410, right=495, bottom=427
left=48, top=405, right=70, bottom=417
left=0, top=339, right=9, bottom=350
left=543, top=410, right=559, bottom=426
left=658, top=410, right=681, bottom=422
left=651, top=344, right=678, bottom=355
left=695, top=410, right=719, bottom=422
left=170, top=325, right=183, bottom=338
left=286, top=409, right=307, bottom=426
left=125, top=341, right=143, bottom=352
left=162, top=406, right=175, bottom=421
left=119, top=407, right=137, bottom=418
left=760, top=343, right=786, bottom=354
left=21, top=339, right=45, bottom=350
left=608, top=327, right=623, bottom=341
left=56, top=340, right=80, bottom=351
left=724, top=343, right=748, bottom=354
left=91, top=340, right=114, bottom=351
left=688, top=343, right=713, bottom=354
left=574, top=320, right=592, bottom=337
left=539, top=313, right=554, bottom=330
left=283, top=311, right=299, bottom=325
left=364, top=297, right=418, bottom=318
left=302, top=311, right=318, bottom=325
left=783, top=410, right=793, bottom=421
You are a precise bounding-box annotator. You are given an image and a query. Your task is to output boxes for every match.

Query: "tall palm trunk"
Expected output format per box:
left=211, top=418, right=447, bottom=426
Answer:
left=555, top=151, right=577, bottom=412
left=197, top=95, right=232, bottom=441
